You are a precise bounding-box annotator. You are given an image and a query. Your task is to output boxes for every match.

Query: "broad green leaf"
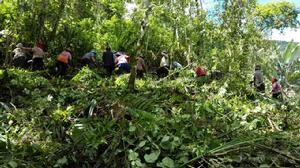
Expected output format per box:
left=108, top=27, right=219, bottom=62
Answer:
left=259, top=164, right=270, bottom=168
left=288, top=45, right=300, bottom=65
left=144, top=150, right=160, bottom=163
left=161, top=157, right=175, bottom=168
left=138, top=140, right=147, bottom=148
left=283, top=42, right=295, bottom=62
left=54, top=156, right=68, bottom=167
left=161, top=135, right=170, bottom=143
left=8, top=161, right=18, bottom=168
left=129, top=125, right=137, bottom=132
left=0, top=70, right=4, bottom=79
left=135, top=160, right=143, bottom=167
left=128, top=150, right=139, bottom=161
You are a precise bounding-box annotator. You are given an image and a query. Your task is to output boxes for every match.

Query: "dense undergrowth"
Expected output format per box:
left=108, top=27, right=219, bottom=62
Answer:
left=0, top=68, right=300, bottom=168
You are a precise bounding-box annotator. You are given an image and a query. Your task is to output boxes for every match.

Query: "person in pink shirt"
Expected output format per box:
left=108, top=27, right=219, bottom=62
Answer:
left=272, top=77, right=282, bottom=99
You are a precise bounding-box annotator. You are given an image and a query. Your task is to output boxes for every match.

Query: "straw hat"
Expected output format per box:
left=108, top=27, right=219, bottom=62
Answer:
left=16, top=43, right=23, bottom=48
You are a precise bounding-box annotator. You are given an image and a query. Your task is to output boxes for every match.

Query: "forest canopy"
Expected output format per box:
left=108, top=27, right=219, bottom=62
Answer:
left=1, top=0, right=300, bottom=167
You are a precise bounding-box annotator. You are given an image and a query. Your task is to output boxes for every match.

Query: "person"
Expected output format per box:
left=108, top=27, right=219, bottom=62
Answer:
left=157, top=52, right=169, bottom=78
left=56, top=48, right=72, bottom=76
left=12, top=43, right=27, bottom=68
left=210, top=71, right=224, bottom=80
left=115, top=52, right=130, bottom=75
left=102, top=47, right=115, bottom=76
left=253, top=65, right=265, bottom=92
left=173, top=61, right=183, bottom=69
left=22, top=42, right=45, bottom=71
left=81, top=50, right=97, bottom=68
left=195, top=66, right=206, bottom=77
left=36, top=39, right=45, bottom=50
left=272, top=77, right=282, bottom=99
left=136, top=56, right=147, bottom=78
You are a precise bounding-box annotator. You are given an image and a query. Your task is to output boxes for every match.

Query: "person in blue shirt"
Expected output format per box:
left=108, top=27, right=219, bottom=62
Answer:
left=81, top=50, right=97, bottom=68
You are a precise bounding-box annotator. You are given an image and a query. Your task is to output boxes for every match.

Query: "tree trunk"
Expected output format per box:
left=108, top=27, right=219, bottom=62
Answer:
left=195, top=0, right=203, bottom=17
left=3, top=34, right=13, bottom=66
left=128, top=3, right=152, bottom=92
left=48, top=0, right=67, bottom=43
left=38, top=0, right=49, bottom=40
left=186, top=1, right=193, bottom=66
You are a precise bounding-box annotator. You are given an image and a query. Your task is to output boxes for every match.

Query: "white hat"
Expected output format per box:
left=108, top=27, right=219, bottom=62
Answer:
left=161, top=51, right=168, bottom=56
left=16, top=43, right=23, bottom=48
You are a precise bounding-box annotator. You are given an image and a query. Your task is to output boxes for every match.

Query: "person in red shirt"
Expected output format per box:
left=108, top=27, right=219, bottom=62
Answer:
left=195, top=66, right=206, bottom=77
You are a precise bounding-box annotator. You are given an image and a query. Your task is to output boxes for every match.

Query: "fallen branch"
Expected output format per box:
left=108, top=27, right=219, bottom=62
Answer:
left=213, top=146, right=251, bottom=156
left=180, top=137, right=266, bottom=167
left=256, top=144, right=300, bottom=164
left=155, top=65, right=190, bottom=84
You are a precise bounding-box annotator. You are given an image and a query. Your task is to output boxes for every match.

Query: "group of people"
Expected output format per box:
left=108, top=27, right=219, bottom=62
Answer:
left=11, top=41, right=209, bottom=80
left=55, top=46, right=148, bottom=77
left=11, top=41, right=282, bottom=99
left=12, top=40, right=45, bottom=71
left=253, top=65, right=282, bottom=99
left=12, top=41, right=147, bottom=77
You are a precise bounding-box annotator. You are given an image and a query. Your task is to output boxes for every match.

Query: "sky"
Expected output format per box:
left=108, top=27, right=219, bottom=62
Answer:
left=255, top=0, right=300, bottom=42
left=257, top=0, right=300, bottom=6
left=127, top=0, right=300, bottom=42
left=204, top=0, right=300, bottom=42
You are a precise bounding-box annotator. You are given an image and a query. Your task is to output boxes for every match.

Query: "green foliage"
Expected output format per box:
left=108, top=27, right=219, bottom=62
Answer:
left=71, top=66, right=101, bottom=84
left=0, top=68, right=300, bottom=167
left=255, top=1, right=300, bottom=31
left=0, top=0, right=300, bottom=167
left=0, top=69, right=4, bottom=79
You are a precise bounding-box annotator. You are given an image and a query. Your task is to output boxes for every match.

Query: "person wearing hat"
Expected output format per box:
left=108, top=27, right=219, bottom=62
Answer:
left=22, top=42, right=45, bottom=71
left=253, top=65, right=265, bottom=92
left=136, top=55, right=147, bottom=78
left=102, top=46, right=115, bottom=77
left=81, top=49, right=97, bottom=68
left=157, top=51, right=169, bottom=78
left=12, top=43, right=27, bottom=68
left=173, top=61, right=183, bottom=69
left=272, top=77, right=282, bottom=99
left=36, top=39, right=45, bottom=50
left=56, top=48, right=72, bottom=76
left=195, top=66, right=206, bottom=77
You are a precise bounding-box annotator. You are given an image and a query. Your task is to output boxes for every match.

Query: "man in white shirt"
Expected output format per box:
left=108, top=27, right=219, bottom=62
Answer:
left=158, top=52, right=169, bottom=78
left=12, top=43, right=26, bottom=68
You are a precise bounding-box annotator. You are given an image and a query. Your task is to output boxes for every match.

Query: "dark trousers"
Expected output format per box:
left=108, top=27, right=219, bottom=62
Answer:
left=137, top=70, right=144, bottom=78
left=255, top=83, right=265, bottom=93
left=157, top=66, right=169, bottom=78
left=272, top=92, right=281, bottom=99
left=81, top=58, right=96, bottom=68
left=56, top=61, right=68, bottom=76
left=13, top=56, right=27, bottom=69
left=105, top=65, right=115, bottom=77
left=118, top=63, right=130, bottom=75
left=32, top=58, right=44, bottom=71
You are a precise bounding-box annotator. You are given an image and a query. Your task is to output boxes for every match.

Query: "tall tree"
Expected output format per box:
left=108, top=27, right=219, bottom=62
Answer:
left=255, top=1, right=299, bottom=32
left=128, top=1, right=152, bottom=91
